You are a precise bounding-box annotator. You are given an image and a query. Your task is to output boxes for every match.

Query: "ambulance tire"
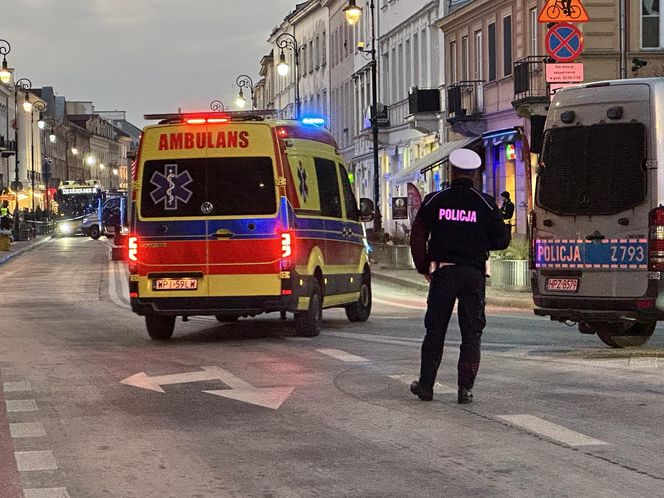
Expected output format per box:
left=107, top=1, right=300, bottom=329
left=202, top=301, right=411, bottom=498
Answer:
left=89, top=225, right=101, bottom=240
left=595, top=321, right=655, bottom=348
left=294, top=280, right=322, bottom=337
left=145, top=315, right=175, bottom=341
left=345, top=271, right=371, bottom=322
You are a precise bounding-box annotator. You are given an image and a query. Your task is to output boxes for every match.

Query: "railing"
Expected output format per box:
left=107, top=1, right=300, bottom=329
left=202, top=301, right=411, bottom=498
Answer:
left=447, top=80, right=484, bottom=122
left=388, top=99, right=409, bottom=128
left=513, top=56, right=549, bottom=105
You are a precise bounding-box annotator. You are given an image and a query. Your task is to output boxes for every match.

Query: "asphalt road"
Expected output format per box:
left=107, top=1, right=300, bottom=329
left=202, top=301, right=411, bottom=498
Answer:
left=2, top=237, right=664, bottom=497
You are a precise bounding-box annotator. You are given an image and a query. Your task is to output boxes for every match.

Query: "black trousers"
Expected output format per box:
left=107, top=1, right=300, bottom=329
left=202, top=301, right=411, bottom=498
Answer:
left=419, top=265, right=486, bottom=390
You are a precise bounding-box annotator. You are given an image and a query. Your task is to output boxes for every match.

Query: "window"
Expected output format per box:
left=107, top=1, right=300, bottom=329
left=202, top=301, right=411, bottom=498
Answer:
left=315, top=158, right=342, bottom=218
left=339, top=164, right=360, bottom=221
left=474, top=30, right=483, bottom=80
left=530, top=8, right=539, bottom=55
left=642, top=0, right=663, bottom=48
left=461, top=36, right=469, bottom=81
left=322, top=31, right=327, bottom=65
left=413, top=33, right=420, bottom=86
left=140, top=157, right=276, bottom=218
left=488, top=23, right=496, bottom=81
left=450, top=41, right=457, bottom=83
left=503, top=15, right=512, bottom=76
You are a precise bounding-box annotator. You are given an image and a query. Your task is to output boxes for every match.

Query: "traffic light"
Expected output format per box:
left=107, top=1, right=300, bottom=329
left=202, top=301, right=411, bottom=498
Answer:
left=42, top=158, right=52, bottom=181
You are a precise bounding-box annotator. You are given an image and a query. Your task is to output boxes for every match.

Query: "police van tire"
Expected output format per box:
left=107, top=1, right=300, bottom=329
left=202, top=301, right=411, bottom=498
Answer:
left=345, top=272, right=372, bottom=322
left=145, top=315, right=175, bottom=340
left=294, top=281, right=322, bottom=337
left=89, top=225, right=101, bottom=240
left=595, top=321, right=655, bottom=348
left=215, top=314, right=239, bottom=323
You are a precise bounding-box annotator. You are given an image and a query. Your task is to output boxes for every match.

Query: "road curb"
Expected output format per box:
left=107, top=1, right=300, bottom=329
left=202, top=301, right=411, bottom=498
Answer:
left=372, top=270, right=534, bottom=310
left=0, top=236, right=53, bottom=267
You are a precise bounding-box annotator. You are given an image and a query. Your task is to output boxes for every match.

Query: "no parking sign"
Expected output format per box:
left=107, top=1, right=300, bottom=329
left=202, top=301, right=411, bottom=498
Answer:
left=545, top=22, right=584, bottom=63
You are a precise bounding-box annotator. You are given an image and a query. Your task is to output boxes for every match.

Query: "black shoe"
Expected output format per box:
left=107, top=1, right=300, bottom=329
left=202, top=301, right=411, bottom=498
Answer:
left=458, top=387, right=473, bottom=404
left=410, top=381, right=433, bottom=401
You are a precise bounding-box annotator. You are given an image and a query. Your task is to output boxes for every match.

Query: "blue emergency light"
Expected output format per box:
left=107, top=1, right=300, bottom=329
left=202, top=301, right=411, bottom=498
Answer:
left=301, top=117, right=326, bottom=126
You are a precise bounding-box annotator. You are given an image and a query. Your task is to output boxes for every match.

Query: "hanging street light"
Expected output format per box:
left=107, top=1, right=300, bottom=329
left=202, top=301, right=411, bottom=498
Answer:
left=210, top=100, right=229, bottom=112
left=344, top=0, right=362, bottom=26
left=276, top=50, right=289, bottom=77
left=276, top=33, right=301, bottom=119
left=235, top=74, right=255, bottom=110
left=0, top=39, right=11, bottom=85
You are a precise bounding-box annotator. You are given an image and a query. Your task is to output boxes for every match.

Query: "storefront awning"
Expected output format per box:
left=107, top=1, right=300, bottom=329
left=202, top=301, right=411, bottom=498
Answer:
left=482, top=127, right=522, bottom=147
left=391, top=137, right=481, bottom=184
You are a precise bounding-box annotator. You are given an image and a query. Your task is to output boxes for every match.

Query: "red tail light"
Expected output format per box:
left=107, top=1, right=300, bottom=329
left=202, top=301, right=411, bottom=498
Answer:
left=128, top=235, right=139, bottom=263
left=280, top=231, right=294, bottom=270
left=649, top=207, right=664, bottom=271
left=528, top=211, right=537, bottom=270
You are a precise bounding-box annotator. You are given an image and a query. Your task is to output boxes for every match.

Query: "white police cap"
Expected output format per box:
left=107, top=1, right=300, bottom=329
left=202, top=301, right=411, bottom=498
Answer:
left=449, top=149, right=482, bottom=170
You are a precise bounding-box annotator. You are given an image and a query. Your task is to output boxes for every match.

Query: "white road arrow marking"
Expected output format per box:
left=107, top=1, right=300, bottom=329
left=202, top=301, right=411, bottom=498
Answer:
left=119, top=366, right=294, bottom=410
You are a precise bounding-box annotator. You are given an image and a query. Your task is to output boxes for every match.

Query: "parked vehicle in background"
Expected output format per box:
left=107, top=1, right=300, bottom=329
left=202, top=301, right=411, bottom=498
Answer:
left=532, top=78, right=664, bottom=348
left=82, top=194, right=127, bottom=239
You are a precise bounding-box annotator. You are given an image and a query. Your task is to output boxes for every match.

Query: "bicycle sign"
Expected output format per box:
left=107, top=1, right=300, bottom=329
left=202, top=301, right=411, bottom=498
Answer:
left=545, top=23, right=585, bottom=63
left=538, top=0, right=589, bottom=23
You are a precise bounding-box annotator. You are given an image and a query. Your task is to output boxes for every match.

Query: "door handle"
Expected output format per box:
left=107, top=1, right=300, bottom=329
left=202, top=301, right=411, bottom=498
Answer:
left=211, top=229, right=234, bottom=239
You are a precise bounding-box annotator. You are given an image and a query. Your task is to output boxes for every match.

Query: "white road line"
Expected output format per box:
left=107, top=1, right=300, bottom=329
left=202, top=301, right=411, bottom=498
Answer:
left=9, top=422, right=46, bottom=438
left=5, top=399, right=38, bottom=412
left=497, top=415, right=607, bottom=447
left=316, top=348, right=370, bottom=363
left=373, top=297, right=426, bottom=310
left=108, top=261, right=129, bottom=310
left=3, top=381, right=31, bottom=392
left=14, top=450, right=58, bottom=471
left=388, top=375, right=457, bottom=394
left=23, top=489, right=71, bottom=498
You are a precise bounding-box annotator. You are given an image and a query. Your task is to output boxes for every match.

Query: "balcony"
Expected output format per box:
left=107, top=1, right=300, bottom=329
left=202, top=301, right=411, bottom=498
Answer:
left=446, top=80, right=484, bottom=124
left=512, top=56, right=549, bottom=112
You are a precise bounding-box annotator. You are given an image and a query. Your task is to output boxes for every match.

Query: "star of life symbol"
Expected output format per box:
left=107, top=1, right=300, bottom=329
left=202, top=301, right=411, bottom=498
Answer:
left=297, top=163, right=309, bottom=203
left=150, top=164, right=193, bottom=211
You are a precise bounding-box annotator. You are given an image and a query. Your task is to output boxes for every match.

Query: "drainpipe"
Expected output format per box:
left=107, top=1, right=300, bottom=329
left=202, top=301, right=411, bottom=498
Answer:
left=619, top=0, right=627, bottom=79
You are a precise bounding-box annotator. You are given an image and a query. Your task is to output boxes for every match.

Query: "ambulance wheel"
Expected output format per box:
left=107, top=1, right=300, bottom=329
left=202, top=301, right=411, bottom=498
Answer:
left=89, top=225, right=101, bottom=240
left=215, top=314, right=239, bottom=323
left=595, top=321, right=655, bottom=348
left=294, top=280, right=322, bottom=337
left=345, top=271, right=372, bottom=322
left=145, top=315, right=175, bottom=340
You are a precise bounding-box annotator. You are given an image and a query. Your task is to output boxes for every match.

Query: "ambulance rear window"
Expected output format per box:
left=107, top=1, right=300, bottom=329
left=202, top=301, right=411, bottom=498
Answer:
left=140, top=157, right=276, bottom=218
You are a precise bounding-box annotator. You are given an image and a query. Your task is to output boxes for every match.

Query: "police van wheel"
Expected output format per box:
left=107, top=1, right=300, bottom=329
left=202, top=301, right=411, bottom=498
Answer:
left=294, top=281, right=322, bottom=337
left=595, top=321, right=655, bottom=348
left=89, top=225, right=101, bottom=240
left=145, top=315, right=175, bottom=340
left=345, top=272, right=372, bottom=322
left=215, top=314, right=239, bottom=323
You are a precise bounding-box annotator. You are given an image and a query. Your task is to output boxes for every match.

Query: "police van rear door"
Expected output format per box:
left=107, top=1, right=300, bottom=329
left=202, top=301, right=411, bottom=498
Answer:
left=534, top=82, right=652, bottom=299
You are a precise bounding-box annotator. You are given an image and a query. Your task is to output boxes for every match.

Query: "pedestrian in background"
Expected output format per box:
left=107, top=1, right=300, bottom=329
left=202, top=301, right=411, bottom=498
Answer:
left=500, top=191, right=514, bottom=222
left=409, top=149, right=511, bottom=403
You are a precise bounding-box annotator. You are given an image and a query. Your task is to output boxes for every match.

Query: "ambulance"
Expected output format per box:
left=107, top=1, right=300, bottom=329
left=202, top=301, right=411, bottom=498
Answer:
left=532, top=78, right=664, bottom=348
left=128, top=112, right=372, bottom=340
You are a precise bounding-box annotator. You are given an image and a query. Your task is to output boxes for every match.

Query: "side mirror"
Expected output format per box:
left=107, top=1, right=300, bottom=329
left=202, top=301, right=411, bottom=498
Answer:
left=359, top=198, right=375, bottom=222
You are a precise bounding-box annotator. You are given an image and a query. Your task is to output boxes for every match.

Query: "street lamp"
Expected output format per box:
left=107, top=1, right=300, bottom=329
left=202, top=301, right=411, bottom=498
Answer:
left=12, top=78, right=31, bottom=234
left=235, top=74, right=255, bottom=110
left=276, top=33, right=301, bottom=119
left=0, top=39, right=11, bottom=85
left=210, top=99, right=229, bottom=112
left=345, top=0, right=383, bottom=234
left=31, top=100, right=46, bottom=214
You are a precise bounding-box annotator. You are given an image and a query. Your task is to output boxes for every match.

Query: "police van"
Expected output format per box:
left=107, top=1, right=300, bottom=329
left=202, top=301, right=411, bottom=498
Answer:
left=532, top=77, right=664, bottom=347
left=128, top=112, right=372, bottom=340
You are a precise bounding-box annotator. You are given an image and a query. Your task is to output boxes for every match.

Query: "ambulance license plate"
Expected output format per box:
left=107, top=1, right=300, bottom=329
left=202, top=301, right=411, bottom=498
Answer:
left=153, top=278, right=198, bottom=291
left=545, top=278, right=579, bottom=292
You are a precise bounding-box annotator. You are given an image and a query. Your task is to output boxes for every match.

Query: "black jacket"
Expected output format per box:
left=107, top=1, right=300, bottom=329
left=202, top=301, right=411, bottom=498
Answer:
left=410, top=178, right=511, bottom=273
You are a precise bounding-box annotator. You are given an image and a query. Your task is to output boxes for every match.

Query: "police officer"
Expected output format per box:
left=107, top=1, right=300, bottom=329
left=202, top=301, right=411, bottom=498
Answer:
left=409, top=149, right=511, bottom=403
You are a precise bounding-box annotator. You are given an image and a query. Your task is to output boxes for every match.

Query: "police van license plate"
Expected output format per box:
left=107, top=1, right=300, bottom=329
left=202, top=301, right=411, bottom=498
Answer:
left=153, top=278, right=198, bottom=291
left=545, top=278, right=579, bottom=292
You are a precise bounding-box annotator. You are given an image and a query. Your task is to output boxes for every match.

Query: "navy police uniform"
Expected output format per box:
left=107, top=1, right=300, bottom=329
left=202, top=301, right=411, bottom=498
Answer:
left=409, top=149, right=511, bottom=403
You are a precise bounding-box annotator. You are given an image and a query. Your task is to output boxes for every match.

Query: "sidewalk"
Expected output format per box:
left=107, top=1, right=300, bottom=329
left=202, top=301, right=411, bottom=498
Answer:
left=0, top=235, right=53, bottom=267
left=372, top=266, right=534, bottom=310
